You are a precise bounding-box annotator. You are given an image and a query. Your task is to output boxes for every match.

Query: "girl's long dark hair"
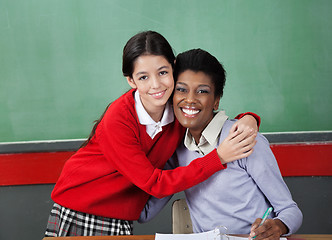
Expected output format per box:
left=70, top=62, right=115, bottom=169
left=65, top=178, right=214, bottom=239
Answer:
left=80, top=102, right=112, bottom=148
left=81, top=31, right=175, bottom=148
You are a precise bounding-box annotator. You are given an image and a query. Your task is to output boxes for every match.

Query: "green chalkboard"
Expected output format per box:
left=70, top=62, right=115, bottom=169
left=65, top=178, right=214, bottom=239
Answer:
left=1, top=0, right=331, bottom=142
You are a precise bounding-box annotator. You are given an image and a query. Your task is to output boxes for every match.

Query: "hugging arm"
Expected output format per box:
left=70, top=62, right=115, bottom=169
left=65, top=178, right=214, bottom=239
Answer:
left=138, top=154, right=178, bottom=223
left=139, top=112, right=261, bottom=223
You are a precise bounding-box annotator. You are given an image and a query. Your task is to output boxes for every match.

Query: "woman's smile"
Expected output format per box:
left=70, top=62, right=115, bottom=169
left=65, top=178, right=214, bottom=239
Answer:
left=180, top=106, right=201, bottom=117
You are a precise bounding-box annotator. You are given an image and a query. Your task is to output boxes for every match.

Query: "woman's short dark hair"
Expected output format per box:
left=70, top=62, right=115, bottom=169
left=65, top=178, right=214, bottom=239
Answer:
left=122, top=31, right=175, bottom=78
left=174, top=49, right=226, bottom=98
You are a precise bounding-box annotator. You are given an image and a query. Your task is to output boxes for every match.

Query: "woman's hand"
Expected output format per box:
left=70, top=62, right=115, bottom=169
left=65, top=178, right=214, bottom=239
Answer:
left=249, top=218, right=288, bottom=240
left=216, top=115, right=258, bottom=164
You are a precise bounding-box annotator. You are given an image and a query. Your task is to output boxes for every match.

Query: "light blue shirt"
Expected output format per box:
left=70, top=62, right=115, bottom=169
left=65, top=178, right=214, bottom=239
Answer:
left=139, top=118, right=303, bottom=235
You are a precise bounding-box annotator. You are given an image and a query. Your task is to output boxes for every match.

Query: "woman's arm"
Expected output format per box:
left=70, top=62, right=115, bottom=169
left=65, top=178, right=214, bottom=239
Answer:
left=247, top=134, right=303, bottom=238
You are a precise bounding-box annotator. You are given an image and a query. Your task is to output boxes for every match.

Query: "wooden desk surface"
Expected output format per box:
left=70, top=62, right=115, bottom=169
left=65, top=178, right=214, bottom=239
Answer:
left=43, top=234, right=332, bottom=240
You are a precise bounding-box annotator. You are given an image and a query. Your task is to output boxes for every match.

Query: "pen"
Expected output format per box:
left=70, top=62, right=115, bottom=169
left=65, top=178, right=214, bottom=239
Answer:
left=252, top=207, right=273, bottom=239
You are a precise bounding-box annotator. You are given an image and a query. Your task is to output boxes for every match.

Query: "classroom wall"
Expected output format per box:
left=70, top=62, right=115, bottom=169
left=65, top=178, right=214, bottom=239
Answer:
left=1, top=0, right=331, bottom=143
left=1, top=1, right=332, bottom=240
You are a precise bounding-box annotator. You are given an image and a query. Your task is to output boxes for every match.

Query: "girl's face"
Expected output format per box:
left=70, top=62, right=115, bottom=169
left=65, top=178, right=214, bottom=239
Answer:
left=127, top=55, right=174, bottom=120
left=173, top=70, right=220, bottom=139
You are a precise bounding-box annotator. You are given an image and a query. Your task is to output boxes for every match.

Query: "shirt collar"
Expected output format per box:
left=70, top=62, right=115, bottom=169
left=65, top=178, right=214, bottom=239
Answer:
left=184, top=111, right=228, bottom=155
left=134, top=90, right=174, bottom=138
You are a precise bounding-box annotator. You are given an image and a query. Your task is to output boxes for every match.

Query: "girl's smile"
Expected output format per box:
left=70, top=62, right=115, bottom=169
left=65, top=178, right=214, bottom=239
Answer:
left=149, top=89, right=167, bottom=99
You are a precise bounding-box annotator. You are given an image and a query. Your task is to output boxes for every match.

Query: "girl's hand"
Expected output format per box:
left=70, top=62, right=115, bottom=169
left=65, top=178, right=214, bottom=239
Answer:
left=249, top=218, right=288, bottom=240
left=230, top=114, right=258, bottom=135
left=216, top=114, right=258, bottom=164
left=216, top=128, right=257, bottom=164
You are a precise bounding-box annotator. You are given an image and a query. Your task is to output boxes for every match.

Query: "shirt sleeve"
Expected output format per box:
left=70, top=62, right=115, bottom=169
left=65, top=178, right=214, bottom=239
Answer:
left=98, top=109, right=226, bottom=199
left=245, top=133, right=303, bottom=235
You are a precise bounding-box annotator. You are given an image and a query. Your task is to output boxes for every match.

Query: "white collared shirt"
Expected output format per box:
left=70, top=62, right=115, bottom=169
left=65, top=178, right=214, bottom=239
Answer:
left=184, top=111, right=228, bottom=155
left=134, top=90, right=174, bottom=139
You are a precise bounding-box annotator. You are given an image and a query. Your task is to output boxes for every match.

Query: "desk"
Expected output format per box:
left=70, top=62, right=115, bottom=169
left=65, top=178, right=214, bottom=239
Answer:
left=43, top=235, right=332, bottom=240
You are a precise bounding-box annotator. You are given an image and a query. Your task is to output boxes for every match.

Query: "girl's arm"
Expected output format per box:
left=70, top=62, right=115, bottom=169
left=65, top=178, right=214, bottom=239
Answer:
left=100, top=109, right=260, bottom=198
left=138, top=156, right=177, bottom=223
left=99, top=109, right=225, bottom=199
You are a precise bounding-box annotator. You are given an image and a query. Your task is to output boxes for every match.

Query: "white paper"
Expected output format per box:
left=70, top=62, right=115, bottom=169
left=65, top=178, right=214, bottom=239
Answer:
left=226, top=237, right=286, bottom=240
left=155, top=230, right=287, bottom=240
left=155, top=229, right=219, bottom=240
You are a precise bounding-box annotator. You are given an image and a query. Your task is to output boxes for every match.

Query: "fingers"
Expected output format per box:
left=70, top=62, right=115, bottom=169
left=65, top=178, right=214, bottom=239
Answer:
left=216, top=123, right=258, bottom=164
left=249, top=219, right=283, bottom=240
left=233, top=131, right=257, bottom=145
left=216, top=130, right=257, bottom=164
left=229, top=121, right=238, bottom=134
left=237, top=148, right=254, bottom=159
left=229, top=127, right=257, bottom=143
left=250, top=218, right=262, bottom=233
left=229, top=121, right=257, bottom=137
left=229, top=131, right=257, bottom=155
left=250, top=219, right=271, bottom=240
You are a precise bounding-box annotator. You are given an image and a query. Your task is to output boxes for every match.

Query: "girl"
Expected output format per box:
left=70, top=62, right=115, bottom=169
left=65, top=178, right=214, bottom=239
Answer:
left=45, top=31, right=259, bottom=237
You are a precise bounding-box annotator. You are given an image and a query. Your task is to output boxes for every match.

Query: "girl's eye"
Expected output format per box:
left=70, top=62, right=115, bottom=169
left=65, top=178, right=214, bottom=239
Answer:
left=139, top=76, right=148, bottom=81
left=159, top=71, right=168, bottom=76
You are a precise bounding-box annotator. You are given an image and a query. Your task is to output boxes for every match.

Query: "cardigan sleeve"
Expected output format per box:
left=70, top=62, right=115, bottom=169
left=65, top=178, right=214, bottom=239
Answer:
left=235, top=112, right=261, bottom=129
left=97, top=108, right=225, bottom=199
left=138, top=155, right=177, bottom=223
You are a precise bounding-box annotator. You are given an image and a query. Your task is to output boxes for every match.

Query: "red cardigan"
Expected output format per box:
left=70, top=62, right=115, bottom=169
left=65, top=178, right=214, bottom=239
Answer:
left=51, top=89, right=225, bottom=220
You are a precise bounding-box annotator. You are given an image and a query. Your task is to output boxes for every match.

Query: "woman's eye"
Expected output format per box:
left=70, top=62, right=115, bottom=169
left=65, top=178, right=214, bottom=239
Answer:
left=139, top=76, right=148, bottom=81
left=159, top=71, right=168, bottom=76
left=175, top=87, right=186, bottom=92
left=197, top=89, right=209, bottom=94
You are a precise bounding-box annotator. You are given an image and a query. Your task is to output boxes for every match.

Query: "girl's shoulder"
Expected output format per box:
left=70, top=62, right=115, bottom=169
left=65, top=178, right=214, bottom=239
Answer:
left=105, top=89, right=136, bottom=119
left=95, top=89, right=138, bottom=135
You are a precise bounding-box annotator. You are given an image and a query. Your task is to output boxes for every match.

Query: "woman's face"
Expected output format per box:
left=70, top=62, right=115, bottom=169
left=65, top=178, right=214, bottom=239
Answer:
left=173, top=70, right=220, bottom=138
left=126, top=55, right=174, bottom=119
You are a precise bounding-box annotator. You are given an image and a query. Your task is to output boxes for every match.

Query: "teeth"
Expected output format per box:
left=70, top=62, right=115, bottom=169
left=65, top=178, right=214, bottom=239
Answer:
left=153, top=92, right=163, bottom=97
left=151, top=91, right=164, bottom=97
left=182, top=108, right=200, bottom=115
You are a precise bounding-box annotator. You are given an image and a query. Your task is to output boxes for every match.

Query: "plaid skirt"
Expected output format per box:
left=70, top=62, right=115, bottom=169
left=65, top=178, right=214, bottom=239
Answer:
left=45, top=203, right=133, bottom=237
